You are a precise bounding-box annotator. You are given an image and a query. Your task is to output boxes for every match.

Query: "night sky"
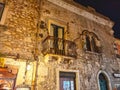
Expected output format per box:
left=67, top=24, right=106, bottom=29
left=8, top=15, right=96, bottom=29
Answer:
left=74, top=0, right=120, bottom=39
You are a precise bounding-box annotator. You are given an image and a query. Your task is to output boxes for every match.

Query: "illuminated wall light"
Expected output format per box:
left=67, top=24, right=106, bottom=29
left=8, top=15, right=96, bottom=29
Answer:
left=26, top=64, right=31, bottom=71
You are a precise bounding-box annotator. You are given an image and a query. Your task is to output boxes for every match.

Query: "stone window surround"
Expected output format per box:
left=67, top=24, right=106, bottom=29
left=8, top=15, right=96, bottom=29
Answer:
left=56, top=69, right=80, bottom=90
left=81, top=30, right=101, bottom=53
left=97, top=70, right=112, bottom=90
left=48, top=19, right=67, bottom=39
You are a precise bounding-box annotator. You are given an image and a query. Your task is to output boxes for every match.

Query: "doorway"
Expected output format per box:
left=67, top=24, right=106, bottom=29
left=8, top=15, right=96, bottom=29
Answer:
left=50, top=24, right=65, bottom=54
left=59, top=72, right=76, bottom=90
left=97, top=71, right=112, bottom=90
left=99, top=73, right=108, bottom=90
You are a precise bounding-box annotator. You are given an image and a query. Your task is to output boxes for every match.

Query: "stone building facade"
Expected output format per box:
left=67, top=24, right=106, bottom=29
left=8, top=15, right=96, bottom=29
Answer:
left=0, top=0, right=120, bottom=90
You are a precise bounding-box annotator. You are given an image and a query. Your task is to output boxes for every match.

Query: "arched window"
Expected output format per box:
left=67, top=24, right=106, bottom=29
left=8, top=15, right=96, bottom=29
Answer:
left=99, top=73, right=108, bottom=90
left=81, top=30, right=102, bottom=53
left=86, top=35, right=91, bottom=51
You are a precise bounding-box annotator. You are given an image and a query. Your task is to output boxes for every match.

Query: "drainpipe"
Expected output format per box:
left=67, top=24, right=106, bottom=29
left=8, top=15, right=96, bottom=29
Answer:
left=34, top=0, right=42, bottom=90
left=34, top=56, right=39, bottom=90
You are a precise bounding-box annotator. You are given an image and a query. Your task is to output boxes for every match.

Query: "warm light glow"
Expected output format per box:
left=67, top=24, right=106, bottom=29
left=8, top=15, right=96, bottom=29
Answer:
left=27, top=64, right=31, bottom=71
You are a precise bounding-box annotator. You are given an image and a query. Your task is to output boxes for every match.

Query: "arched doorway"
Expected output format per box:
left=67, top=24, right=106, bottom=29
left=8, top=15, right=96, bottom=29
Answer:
left=99, top=73, right=108, bottom=90
left=97, top=71, right=112, bottom=90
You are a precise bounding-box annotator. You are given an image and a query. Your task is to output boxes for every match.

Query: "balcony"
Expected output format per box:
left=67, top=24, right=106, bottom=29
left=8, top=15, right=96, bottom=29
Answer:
left=42, top=36, right=77, bottom=58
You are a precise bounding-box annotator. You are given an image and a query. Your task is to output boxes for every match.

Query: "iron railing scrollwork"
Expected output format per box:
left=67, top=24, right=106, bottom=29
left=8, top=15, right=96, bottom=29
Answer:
left=42, top=36, right=77, bottom=58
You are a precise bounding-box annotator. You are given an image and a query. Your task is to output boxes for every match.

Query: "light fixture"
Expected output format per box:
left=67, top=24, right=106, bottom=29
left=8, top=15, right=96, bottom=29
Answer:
left=26, top=64, right=31, bottom=71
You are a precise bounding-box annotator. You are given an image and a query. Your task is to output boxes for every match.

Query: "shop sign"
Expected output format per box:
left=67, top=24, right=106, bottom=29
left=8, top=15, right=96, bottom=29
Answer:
left=0, top=58, right=5, bottom=67
left=113, top=73, right=120, bottom=78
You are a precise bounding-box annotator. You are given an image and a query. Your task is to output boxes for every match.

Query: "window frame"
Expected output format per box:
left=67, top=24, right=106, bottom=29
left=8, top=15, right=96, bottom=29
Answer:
left=0, top=3, right=5, bottom=21
left=56, top=69, right=80, bottom=90
left=48, top=19, right=67, bottom=39
left=81, top=30, right=101, bottom=53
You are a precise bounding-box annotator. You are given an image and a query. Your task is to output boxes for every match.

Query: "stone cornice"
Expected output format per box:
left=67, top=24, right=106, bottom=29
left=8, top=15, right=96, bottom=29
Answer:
left=47, top=0, right=114, bottom=28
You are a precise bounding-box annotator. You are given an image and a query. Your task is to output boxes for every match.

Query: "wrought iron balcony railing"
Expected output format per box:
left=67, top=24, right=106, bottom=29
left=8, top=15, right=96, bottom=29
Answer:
left=42, top=36, right=77, bottom=58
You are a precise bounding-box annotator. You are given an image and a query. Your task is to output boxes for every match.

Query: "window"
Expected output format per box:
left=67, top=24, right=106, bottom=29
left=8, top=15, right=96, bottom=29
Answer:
left=81, top=30, right=101, bottom=53
left=48, top=20, right=67, bottom=55
left=59, top=72, right=76, bottom=90
left=48, top=20, right=66, bottom=38
left=0, top=3, right=5, bottom=21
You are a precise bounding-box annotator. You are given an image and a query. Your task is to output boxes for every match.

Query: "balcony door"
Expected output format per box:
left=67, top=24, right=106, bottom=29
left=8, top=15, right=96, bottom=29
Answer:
left=50, top=24, right=64, bottom=54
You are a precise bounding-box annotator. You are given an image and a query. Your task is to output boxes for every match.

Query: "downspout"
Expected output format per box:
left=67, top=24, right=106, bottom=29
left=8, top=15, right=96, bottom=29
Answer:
left=34, top=0, right=42, bottom=90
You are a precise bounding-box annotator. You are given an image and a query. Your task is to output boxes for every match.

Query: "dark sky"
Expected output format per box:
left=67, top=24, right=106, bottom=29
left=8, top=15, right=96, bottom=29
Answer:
left=74, top=0, right=120, bottom=39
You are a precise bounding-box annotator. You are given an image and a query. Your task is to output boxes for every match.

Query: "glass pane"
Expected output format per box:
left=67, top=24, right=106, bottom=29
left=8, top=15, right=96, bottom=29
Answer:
left=63, top=81, right=70, bottom=90
left=58, top=28, right=64, bottom=50
left=50, top=24, right=54, bottom=36
left=71, top=81, right=74, bottom=90
left=58, top=28, right=63, bottom=38
left=60, top=77, right=75, bottom=90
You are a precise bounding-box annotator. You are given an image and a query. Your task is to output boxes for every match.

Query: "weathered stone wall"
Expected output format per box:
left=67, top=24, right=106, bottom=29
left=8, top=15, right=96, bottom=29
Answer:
left=36, top=0, right=120, bottom=90
left=37, top=56, right=101, bottom=90
left=41, top=0, right=114, bottom=58
left=0, top=0, right=39, bottom=60
left=0, top=0, right=120, bottom=90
